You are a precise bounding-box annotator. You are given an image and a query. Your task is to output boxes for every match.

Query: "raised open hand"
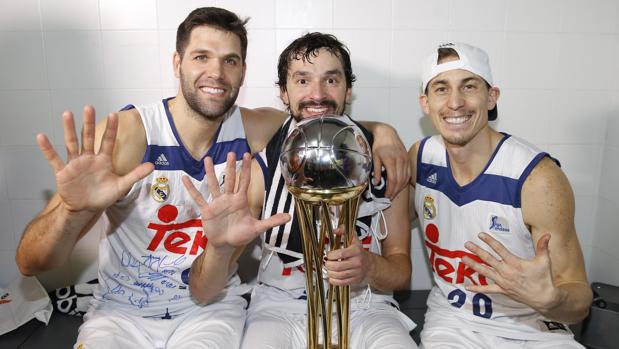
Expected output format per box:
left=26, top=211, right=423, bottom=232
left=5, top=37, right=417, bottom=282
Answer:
left=182, top=152, right=290, bottom=252
left=37, top=106, right=154, bottom=213
left=461, top=232, right=561, bottom=312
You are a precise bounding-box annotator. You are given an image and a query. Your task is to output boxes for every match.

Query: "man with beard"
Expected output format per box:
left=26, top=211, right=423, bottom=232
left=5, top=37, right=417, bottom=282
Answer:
left=15, top=9, right=408, bottom=349
left=409, top=43, right=590, bottom=348
left=183, top=32, right=418, bottom=349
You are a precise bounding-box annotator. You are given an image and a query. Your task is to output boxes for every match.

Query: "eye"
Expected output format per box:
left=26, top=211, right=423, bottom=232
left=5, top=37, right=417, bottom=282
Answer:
left=463, top=84, right=477, bottom=91
left=434, top=87, right=447, bottom=94
left=297, top=79, right=307, bottom=85
left=326, top=77, right=338, bottom=84
left=224, top=57, right=238, bottom=66
left=194, top=55, right=207, bottom=61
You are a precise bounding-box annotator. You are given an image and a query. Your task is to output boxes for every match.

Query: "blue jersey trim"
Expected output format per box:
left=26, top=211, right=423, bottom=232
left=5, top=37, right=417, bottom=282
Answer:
left=416, top=133, right=544, bottom=208
left=254, top=153, right=269, bottom=188
left=140, top=98, right=251, bottom=181
left=418, top=163, right=521, bottom=207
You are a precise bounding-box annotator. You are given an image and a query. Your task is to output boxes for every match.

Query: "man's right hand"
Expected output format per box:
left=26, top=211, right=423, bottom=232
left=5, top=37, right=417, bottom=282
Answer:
left=182, top=152, right=290, bottom=253
left=36, top=106, right=154, bottom=213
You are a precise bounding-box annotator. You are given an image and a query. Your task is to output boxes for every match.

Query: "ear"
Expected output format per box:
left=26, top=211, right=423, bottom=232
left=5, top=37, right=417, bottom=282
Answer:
left=240, top=62, right=247, bottom=86
left=280, top=88, right=290, bottom=107
left=173, top=51, right=181, bottom=79
left=345, top=87, right=352, bottom=104
left=419, top=94, right=430, bottom=115
left=488, top=87, right=500, bottom=110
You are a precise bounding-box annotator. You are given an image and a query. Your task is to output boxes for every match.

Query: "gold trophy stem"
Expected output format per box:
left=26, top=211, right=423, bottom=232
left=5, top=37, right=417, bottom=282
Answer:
left=291, top=185, right=365, bottom=349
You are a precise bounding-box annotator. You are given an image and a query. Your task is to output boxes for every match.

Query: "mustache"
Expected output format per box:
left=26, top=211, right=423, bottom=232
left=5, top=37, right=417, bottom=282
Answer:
left=297, top=100, right=337, bottom=110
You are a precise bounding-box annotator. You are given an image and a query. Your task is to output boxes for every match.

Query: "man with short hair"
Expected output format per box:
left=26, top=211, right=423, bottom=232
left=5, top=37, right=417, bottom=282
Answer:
left=15, top=7, right=408, bottom=349
left=185, top=32, right=418, bottom=349
left=409, top=42, right=591, bottom=348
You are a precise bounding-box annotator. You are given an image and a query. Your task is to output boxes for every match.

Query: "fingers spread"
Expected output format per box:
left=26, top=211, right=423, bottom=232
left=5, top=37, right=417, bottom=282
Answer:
left=182, top=175, right=207, bottom=207
left=464, top=241, right=502, bottom=269
left=99, top=113, right=119, bottom=156
left=478, top=233, right=519, bottom=265
left=119, top=162, right=154, bottom=193
left=223, top=152, right=237, bottom=194
left=81, top=106, right=96, bottom=155
left=237, top=153, right=252, bottom=194
left=203, top=157, right=220, bottom=198
left=37, top=133, right=65, bottom=172
left=63, top=111, right=79, bottom=161
left=253, top=213, right=291, bottom=234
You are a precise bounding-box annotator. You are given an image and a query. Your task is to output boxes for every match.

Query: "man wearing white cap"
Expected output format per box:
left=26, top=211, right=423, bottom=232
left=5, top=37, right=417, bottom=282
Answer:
left=409, top=43, right=591, bottom=348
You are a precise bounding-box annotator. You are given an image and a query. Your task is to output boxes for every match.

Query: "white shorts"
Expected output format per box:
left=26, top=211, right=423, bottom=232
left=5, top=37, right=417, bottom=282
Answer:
left=241, top=285, right=417, bottom=349
left=420, top=326, right=585, bottom=349
left=74, top=296, right=247, bottom=349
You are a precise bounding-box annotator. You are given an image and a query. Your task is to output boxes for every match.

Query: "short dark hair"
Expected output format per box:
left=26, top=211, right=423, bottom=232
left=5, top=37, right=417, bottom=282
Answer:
left=176, top=7, right=249, bottom=62
left=276, top=32, right=356, bottom=92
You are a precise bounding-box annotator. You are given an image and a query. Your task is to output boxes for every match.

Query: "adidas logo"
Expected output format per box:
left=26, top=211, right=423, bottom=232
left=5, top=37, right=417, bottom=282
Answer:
left=155, top=153, right=170, bottom=166
left=427, top=172, right=437, bottom=185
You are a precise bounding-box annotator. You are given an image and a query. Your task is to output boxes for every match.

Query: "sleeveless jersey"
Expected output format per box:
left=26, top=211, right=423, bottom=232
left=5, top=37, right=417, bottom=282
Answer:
left=414, top=134, right=574, bottom=340
left=92, top=99, right=254, bottom=318
left=257, top=116, right=396, bottom=308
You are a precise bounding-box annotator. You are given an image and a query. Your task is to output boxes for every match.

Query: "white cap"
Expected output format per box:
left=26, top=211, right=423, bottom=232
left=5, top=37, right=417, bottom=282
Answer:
left=421, top=42, right=497, bottom=120
left=421, top=42, right=493, bottom=92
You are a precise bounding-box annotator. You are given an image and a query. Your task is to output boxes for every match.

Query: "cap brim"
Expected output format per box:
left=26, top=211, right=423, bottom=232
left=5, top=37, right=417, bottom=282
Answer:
left=489, top=106, right=498, bottom=121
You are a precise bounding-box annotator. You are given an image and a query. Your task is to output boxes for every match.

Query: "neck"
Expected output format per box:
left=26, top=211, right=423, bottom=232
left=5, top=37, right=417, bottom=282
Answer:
left=444, top=126, right=503, bottom=186
left=168, top=94, right=230, bottom=160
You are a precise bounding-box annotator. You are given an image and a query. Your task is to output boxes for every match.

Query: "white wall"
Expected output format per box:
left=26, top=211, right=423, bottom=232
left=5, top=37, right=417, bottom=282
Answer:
left=0, top=0, right=617, bottom=291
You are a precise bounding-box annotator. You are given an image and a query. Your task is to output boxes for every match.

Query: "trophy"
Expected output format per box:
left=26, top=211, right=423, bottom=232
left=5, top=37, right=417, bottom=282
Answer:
left=280, top=115, right=372, bottom=349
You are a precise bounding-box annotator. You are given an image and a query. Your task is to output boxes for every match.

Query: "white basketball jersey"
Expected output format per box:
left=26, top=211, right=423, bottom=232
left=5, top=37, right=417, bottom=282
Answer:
left=414, top=134, right=574, bottom=340
left=92, top=99, right=254, bottom=318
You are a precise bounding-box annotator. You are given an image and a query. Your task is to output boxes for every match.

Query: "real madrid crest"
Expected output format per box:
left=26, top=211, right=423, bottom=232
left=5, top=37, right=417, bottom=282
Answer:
left=423, top=195, right=436, bottom=220
left=151, top=177, right=170, bottom=202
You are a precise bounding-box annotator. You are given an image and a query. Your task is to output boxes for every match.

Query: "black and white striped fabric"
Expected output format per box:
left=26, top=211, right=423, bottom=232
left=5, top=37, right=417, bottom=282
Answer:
left=261, top=116, right=390, bottom=269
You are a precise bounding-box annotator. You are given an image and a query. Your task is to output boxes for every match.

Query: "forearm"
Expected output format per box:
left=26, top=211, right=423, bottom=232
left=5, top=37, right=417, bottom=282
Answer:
left=16, top=202, right=99, bottom=275
left=538, top=281, right=592, bottom=324
left=365, top=252, right=411, bottom=292
left=188, top=245, right=238, bottom=305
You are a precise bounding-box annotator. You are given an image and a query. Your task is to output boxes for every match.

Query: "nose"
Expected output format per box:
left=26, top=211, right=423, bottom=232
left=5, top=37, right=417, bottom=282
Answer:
left=447, top=90, right=464, bottom=110
left=308, top=81, right=327, bottom=101
left=206, top=59, right=224, bottom=80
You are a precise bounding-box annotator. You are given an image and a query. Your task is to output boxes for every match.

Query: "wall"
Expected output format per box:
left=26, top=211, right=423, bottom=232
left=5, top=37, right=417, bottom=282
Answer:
left=0, top=0, right=617, bottom=291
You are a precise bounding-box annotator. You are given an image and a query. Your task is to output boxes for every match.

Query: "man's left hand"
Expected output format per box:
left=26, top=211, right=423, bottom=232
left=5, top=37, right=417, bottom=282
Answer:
left=462, top=232, right=563, bottom=312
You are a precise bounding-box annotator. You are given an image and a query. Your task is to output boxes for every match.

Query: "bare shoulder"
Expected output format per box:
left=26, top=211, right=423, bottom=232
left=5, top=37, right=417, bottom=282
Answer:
left=240, top=107, right=287, bottom=152
left=95, top=108, right=146, bottom=176
left=522, top=157, right=572, bottom=202
left=521, top=156, right=575, bottom=235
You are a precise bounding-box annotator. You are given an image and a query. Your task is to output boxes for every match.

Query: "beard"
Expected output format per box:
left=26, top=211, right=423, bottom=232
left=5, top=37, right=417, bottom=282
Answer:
left=289, top=99, right=343, bottom=121
left=180, top=70, right=240, bottom=121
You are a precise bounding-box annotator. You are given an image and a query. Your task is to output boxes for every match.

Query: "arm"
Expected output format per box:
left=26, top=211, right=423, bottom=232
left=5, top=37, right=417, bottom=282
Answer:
left=361, top=121, right=411, bottom=200
left=520, top=158, right=591, bottom=322
left=183, top=153, right=289, bottom=304
left=462, top=157, right=592, bottom=323
left=241, top=107, right=287, bottom=153
left=325, top=185, right=412, bottom=291
left=408, top=141, right=420, bottom=222
left=15, top=107, right=153, bottom=275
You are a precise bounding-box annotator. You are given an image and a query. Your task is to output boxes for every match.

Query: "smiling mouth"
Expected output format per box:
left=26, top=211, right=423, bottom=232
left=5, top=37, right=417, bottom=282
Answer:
left=199, top=86, right=225, bottom=95
left=298, top=100, right=338, bottom=116
left=443, top=114, right=471, bottom=125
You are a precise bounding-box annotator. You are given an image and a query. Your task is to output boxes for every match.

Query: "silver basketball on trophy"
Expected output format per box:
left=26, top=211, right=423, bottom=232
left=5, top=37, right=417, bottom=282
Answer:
left=279, top=115, right=372, bottom=204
